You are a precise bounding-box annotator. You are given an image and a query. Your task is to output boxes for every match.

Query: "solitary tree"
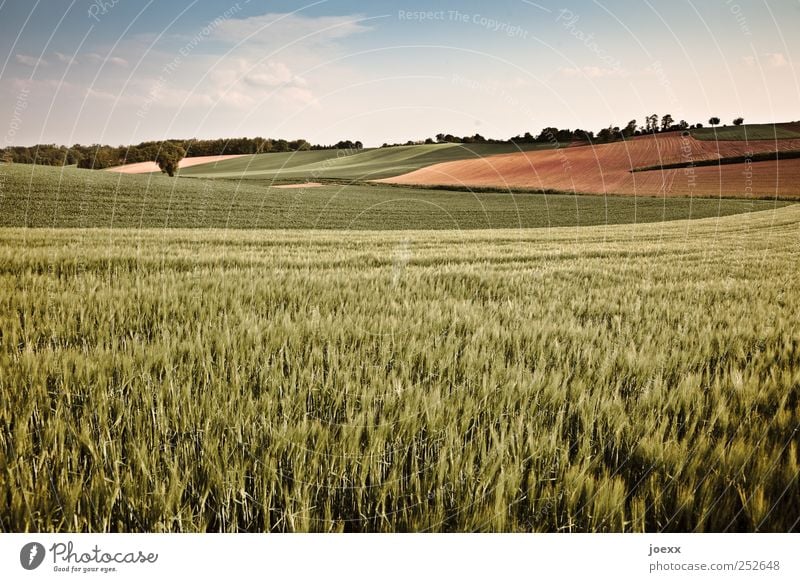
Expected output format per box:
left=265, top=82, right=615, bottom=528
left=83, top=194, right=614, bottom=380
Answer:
left=155, top=141, right=186, bottom=177
left=709, top=116, right=721, bottom=127
left=660, top=114, right=675, bottom=131
left=733, top=117, right=744, bottom=126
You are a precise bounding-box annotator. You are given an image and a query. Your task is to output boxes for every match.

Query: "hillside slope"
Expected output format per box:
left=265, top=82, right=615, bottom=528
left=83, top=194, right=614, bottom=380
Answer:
left=178, top=143, right=557, bottom=181
left=378, top=133, right=800, bottom=199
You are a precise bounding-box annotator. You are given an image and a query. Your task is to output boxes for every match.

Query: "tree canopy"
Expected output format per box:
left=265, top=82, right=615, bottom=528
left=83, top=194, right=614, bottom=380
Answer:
left=154, top=142, right=186, bottom=177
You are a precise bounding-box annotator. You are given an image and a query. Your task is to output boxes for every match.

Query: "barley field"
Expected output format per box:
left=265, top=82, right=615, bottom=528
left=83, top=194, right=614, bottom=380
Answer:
left=1, top=204, right=798, bottom=532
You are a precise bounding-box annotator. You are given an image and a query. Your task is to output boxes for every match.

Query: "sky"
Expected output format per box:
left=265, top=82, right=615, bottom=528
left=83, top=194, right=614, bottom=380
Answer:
left=1, top=0, right=799, bottom=147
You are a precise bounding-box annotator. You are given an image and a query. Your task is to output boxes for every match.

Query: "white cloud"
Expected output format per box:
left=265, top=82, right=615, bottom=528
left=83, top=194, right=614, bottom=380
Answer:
left=85, top=53, right=129, bottom=67
left=242, top=61, right=305, bottom=88
left=741, top=53, right=789, bottom=69
left=54, top=52, right=78, bottom=65
left=765, top=52, right=788, bottom=68
left=204, top=58, right=314, bottom=108
left=213, top=12, right=371, bottom=47
left=16, top=54, right=46, bottom=67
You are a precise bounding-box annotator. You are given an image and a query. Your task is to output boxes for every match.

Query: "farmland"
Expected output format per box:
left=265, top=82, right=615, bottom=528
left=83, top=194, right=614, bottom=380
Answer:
left=380, top=132, right=800, bottom=199
left=106, top=154, right=247, bottom=175
left=2, top=163, right=783, bottom=230
left=691, top=122, right=800, bottom=141
left=176, top=142, right=557, bottom=181
left=1, top=205, right=798, bottom=532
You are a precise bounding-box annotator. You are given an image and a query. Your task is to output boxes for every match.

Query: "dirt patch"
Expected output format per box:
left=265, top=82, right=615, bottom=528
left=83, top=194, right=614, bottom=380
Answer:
left=272, top=182, right=323, bottom=189
left=106, top=155, right=247, bottom=174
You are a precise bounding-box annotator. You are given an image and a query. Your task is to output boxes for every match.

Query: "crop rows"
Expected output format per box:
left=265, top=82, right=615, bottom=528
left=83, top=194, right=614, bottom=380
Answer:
left=1, top=205, right=798, bottom=532
left=0, top=163, right=785, bottom=231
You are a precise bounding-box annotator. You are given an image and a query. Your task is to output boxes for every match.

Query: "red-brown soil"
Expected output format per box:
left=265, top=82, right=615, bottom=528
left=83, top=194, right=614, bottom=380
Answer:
left=378, top=133, right=800, bottom=199
left=106, top=155, right=247, bottom=174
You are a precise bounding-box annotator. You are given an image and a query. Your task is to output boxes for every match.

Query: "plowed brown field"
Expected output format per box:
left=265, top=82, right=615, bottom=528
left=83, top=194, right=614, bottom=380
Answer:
left=378, top=133, right=800, bottom=199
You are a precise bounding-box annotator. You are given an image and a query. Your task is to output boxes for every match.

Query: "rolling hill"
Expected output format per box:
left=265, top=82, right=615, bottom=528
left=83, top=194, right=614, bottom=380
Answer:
left=175, top=142, right=557, bottom=181
left=378, top=132, right=800, bottom=199
left=1, top=163, right=787, bottom=230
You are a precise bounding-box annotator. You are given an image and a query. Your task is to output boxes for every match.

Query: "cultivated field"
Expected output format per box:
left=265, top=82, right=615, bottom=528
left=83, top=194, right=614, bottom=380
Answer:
left=106, top=154, right=247, bottom=174
left=691, top=122, right=800, bottom=141
left=1, top=205, right=798, bottom=532
left=3, top=163, right=783, bottom=230
left=380, top=133, right=800, bottom=199
left=177, top=142, right=557, bottom=181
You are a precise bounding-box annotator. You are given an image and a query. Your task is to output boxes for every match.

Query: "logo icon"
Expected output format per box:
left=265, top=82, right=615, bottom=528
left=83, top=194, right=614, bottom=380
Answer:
left=20, top=542, right=46, bottom=570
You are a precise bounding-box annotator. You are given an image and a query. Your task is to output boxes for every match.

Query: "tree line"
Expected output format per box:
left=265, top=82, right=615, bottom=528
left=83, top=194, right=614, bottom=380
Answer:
left=1, top=137, right=364, bottom=170
left=383, top=115, right=745, bottom=148
left=2, top=114, right=745, bottom=172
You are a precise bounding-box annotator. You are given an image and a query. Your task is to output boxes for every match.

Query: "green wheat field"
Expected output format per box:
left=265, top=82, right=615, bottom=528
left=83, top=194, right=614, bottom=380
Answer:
left=1, top=163, right=798, bottom=531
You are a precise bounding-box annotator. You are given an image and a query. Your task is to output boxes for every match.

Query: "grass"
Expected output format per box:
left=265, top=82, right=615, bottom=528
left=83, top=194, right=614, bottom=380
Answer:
left=177, top=142, right=557, bottom=180
left=1, top=206, right=798, bottom=532
left=691, top=122, right=800, bottom=141
left=0, top=163, right=788, bottom=230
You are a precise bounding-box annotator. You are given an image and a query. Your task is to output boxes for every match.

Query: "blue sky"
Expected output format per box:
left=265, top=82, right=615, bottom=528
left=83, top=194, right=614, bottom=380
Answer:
left=2, top=0, right=798, bottom=146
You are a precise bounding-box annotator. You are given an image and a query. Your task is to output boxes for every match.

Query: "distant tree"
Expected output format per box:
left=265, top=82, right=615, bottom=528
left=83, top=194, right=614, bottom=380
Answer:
left=537, top=127, right=560, bottom=143
left=424, top=138, right=435, bottom=144
left=154, top=142, right=185, bottom=177
left=709, top=117, right=721, bottom=127
left=622, top=119, right=637, bottom=138
left=597, top=126, right=617, bottom=143
left=554, top=129, right=574, bottom=142
left=677, top=120, right=689, bottom=130
left=435, top=133, right=446, bottom=143
left=695, top=122, right=704, bottom=129
left=733, top=117, right=744, bottom=126
left=645, top=114, right=659, bottom=132
left=660, top=114, right=674, bottom=131
left=66, top=149, right=82, bottom=165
